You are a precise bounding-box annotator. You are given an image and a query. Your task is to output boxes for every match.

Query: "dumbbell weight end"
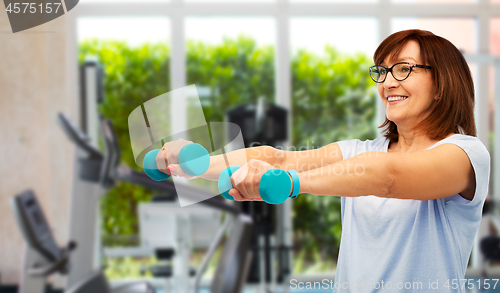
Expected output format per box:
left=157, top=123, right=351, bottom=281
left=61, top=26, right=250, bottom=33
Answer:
left=218, top=166, right=299, bottom=205
left=143, top=149, right=171, bottom=181
left=143, top=143, right=210, bottom=181
left=218, top=166, right=241, bottom=200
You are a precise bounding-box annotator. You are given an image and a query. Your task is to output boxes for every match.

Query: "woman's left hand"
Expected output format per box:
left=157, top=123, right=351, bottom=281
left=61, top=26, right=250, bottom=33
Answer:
left=228, top=159, right=276, bottom=201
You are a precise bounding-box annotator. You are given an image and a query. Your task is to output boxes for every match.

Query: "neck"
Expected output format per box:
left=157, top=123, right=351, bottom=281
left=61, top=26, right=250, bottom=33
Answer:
left=393, top=125, right=435, bottom=153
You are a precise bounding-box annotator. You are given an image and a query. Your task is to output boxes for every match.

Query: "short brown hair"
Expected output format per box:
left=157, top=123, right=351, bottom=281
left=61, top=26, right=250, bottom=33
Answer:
left=374, top=29, right=476, bottom=142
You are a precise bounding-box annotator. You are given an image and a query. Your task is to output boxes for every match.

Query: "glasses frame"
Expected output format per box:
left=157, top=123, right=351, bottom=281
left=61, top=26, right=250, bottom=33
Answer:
left=369, top=62, right=432, bottom=83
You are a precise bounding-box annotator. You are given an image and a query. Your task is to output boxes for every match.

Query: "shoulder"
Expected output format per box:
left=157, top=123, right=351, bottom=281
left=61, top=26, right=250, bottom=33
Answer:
left=432, top=134, right=490, bottom=164
left=429, top=134, right=490, bottom=204
left=337, top=136, right=389, bottom=160
left=385, top=135, right=490, bottom=201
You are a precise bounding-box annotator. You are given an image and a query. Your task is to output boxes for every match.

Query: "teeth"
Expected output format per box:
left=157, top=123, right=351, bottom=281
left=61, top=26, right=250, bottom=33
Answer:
left=388, top=96, right=408, bottom=102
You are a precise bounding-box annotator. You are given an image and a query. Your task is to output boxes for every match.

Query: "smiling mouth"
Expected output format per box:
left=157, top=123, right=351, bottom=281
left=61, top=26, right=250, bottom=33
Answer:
left=387, top=96, right=408, bottom=102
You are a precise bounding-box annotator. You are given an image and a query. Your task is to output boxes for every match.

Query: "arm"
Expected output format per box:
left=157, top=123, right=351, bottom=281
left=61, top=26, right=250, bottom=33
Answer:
left=278, top=142, right=344, bottom=172
left=200, top=146, right=280, bottom=181
left=200, top=142, right=344, bottom=181
left=298, top=144, right=475, bottom=201
left=157, top=138, right=282, bottom=181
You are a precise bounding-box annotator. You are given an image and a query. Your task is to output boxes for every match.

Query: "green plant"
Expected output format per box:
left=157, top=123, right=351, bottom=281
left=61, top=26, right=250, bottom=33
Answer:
left=104, top=256, right=158, bottom=280
left=186, top=35, right=275, bottom=122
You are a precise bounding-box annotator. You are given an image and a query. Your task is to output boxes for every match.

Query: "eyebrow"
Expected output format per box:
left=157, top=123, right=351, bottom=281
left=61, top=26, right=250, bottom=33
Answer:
left=381, top=57, right=418, bottom=66
left=398, top=57, right=418, bottom=63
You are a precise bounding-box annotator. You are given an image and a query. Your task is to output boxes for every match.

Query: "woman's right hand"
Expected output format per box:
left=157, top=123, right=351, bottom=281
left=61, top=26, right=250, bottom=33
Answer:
left=155, top=138, right=198, bottom=180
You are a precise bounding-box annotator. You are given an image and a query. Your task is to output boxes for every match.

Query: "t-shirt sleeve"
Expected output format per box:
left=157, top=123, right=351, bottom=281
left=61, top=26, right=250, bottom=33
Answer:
left=432, top=135, right=491, bottom=207
left=337, top=139, right=363, bottom=160
left=337, top=137, right=389, bottom=160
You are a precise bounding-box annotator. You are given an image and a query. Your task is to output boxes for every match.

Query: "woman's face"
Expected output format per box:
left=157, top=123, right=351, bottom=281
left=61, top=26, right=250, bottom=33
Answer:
left=378, top=40, right=437, bottom=130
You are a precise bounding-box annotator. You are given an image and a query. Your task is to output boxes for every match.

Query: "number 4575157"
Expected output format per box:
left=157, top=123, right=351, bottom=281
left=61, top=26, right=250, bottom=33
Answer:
left=6, top=3, right=62, bottom=14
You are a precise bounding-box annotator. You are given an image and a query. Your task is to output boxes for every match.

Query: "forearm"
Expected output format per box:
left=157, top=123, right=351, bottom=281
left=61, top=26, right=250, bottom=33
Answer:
left=200, top=146, right=280, bottom=181
left=297, top=151, right=394, bottom=198
left=278, top=142, right=344, bottom=173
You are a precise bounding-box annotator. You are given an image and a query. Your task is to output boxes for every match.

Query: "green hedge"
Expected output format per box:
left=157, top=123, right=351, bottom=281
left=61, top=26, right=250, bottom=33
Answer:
left=79, top=37, right=377, bottom=273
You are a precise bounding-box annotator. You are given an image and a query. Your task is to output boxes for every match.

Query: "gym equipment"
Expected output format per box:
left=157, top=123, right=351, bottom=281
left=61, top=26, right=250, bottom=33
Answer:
left=12, top=189, right=155, bottom=293
left=218, top=167, right=300, bottom=205
left=76, top=65, right=290, bottom=292
left=226, top=97, right=287, bottom=147
left=137, top=201, right=221, bottom=292
left=477, top=201, right=500, bottom=278
left=226, top=98, right=293, bottom=288
left=58, top=112, right=254, bottom=293
left=481, top=236, right=500, bottom=262
left=143, top=143, right=210, bottom=181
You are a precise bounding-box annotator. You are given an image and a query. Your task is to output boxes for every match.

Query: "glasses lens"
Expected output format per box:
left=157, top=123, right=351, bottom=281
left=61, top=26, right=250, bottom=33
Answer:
left=393, top=63, right=411, bottom=81
left=370, top=66, right=386, bottom=83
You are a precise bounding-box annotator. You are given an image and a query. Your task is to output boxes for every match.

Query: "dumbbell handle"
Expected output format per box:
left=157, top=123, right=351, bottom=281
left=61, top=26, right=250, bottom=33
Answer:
left=218, top=166, right=300, bottom=205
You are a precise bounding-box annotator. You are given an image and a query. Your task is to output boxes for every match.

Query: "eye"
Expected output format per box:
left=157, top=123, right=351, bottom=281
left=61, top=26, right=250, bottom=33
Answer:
left=399, top=65, right=410, bottom=73
left=379, top=68, right=387, bottom=75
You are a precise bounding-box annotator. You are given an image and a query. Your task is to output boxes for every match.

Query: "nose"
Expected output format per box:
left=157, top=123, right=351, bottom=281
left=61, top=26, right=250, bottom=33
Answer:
left=383, top=71, right=399, bottom=90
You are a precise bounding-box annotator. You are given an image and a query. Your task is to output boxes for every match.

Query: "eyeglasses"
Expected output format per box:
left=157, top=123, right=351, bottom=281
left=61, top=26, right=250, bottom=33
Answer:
left=369, top=62, right=432, bottom=83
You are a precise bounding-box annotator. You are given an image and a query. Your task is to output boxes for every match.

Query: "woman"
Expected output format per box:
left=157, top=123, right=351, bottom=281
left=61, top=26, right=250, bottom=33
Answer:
left=158, top=30, right=490, bottom=292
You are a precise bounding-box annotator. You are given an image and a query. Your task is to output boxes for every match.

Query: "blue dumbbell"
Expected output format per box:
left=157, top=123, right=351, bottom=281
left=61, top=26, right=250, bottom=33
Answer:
left=217, top=166, right=300, bottom=205
left=143, top=143, right=210, bottom=181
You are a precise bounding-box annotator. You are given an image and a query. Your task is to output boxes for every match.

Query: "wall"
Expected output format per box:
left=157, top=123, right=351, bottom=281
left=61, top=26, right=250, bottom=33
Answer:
left=0, top=8, right=76, bottom=285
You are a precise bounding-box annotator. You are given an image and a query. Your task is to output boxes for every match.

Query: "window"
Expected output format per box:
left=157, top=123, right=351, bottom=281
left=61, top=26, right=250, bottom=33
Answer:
left=78, top=17, right=170, bottom=46
left=392, top=17, right=476, bottom=54
left=492, top=18, right=500, bottom=56
left=291, top=0, right=377, bottom=2
left=393, top=0, right=474, bottom=3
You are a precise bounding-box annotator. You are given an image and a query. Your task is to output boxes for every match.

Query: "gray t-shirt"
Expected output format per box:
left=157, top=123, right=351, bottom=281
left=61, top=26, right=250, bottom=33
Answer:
left=333, top=134, right=490, bottom=292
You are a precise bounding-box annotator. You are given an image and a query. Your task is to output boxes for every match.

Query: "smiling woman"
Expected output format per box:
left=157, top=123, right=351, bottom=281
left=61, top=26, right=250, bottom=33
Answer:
left=325, top=30, right=488, bottom=293
left=374, top=30, right=476, bottom=144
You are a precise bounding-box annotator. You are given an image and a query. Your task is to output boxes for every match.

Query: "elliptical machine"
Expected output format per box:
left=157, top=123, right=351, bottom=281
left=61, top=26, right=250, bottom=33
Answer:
left=12, top=189, right=156, bottom=293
